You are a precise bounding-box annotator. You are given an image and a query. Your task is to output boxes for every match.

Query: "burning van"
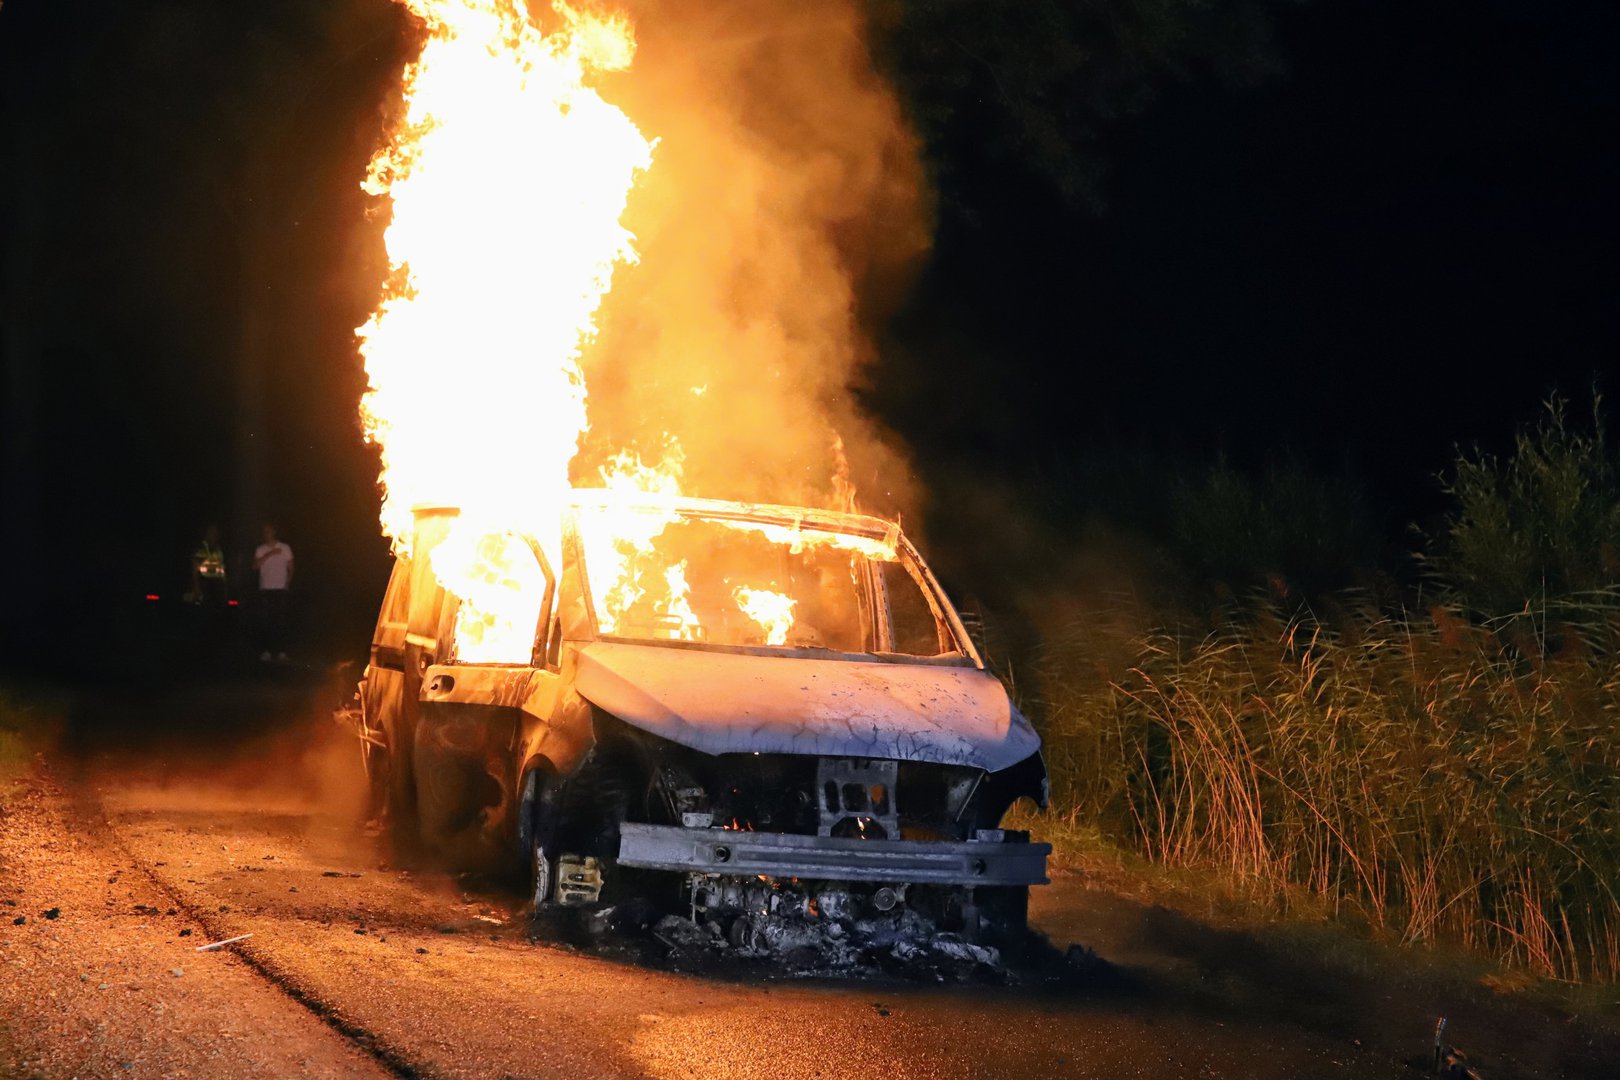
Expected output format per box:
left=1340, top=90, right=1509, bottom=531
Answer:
left=347, top=492, right=1049, bottom=944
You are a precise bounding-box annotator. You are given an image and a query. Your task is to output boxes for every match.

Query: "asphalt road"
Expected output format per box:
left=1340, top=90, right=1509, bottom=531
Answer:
left=0, top=677, right=1612, bottom=1079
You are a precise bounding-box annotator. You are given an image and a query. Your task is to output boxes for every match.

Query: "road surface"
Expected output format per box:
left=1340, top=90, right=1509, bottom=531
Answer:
left=0, top=677, right=1611, bottom=1079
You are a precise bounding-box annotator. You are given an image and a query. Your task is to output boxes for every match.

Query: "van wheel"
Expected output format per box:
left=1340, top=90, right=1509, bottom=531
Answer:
left=359, top=737, right=387, bottom=823
left=384, top=733, right=421, bottom=863
left=530, top=837, right=555, bottom=908
left=526, top=774, right=562, bottom=908
left=554, top=754, right=674, bottom=920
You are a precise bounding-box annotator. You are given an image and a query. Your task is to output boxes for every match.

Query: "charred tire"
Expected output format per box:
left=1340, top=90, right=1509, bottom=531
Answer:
left=530, top=839, right=554, bottom=908
left=414, top=751, right=472, bottom=857
left=359, top=736, right=387, bottom=823
left=567, top=757, right=641, bottom=906
left=525, top=772, right=563, bottom=908
left=557, top=751, right=677, bottom=916
left=409, top=712, right=518, bottom=872
left=384, top=731, right=422, bottom=863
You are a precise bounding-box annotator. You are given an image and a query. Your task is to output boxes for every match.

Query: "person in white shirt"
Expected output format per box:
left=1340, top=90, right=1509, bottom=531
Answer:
left=253, top=523, right=295, bottom=661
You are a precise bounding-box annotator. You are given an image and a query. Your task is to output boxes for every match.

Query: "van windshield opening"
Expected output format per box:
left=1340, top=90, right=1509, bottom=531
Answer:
left=575, top=507, right=955, bottom=657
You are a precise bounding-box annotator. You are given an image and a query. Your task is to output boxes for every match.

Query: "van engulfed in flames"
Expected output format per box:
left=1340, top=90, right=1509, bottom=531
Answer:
left=344, top=0, right=1043, bottom=961
left=343, top=494, right=1050, bottom=953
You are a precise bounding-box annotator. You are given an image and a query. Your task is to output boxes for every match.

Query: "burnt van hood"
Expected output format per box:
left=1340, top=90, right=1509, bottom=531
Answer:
left=573, top=642, right=1041, bottom=772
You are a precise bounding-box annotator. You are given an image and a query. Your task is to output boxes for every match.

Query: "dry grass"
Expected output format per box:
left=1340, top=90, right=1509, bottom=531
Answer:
left=1033, top=602, right=1620, bottom=984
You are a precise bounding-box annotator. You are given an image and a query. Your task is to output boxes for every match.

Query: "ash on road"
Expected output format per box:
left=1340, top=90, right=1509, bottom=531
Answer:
left=0, top=678, right=1609, bottom=1079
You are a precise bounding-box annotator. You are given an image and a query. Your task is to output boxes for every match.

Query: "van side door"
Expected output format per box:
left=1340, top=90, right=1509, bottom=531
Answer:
left=414, top=530, right=559, bottom=867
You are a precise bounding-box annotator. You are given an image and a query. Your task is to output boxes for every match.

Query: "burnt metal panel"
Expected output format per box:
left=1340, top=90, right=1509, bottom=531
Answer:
left=573, top=641, right=1040, bottom=770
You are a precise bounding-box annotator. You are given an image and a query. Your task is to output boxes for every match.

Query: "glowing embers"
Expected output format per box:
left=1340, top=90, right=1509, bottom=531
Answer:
left=357, top=0, right=654, bottom=557
left=816, top=757, right=899, bottom=840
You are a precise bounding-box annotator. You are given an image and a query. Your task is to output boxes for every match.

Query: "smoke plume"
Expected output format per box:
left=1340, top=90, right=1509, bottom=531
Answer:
left=577, top=0, right=929, bottom=517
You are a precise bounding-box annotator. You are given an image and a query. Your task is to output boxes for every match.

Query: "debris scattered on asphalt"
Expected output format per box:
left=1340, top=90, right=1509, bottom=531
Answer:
left=701, top=907, right=997, bottom=976
left=652, top=914, right=721, bottom=954
left=194, top=932, right=253, bottom=951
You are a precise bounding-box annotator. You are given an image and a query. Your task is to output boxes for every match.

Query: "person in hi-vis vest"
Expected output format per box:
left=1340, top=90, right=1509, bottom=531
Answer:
left=188, top=524, right=228, bottom=607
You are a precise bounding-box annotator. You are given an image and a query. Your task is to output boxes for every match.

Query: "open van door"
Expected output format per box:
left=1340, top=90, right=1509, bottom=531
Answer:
left=356, top=507, right=459, bottom=858
left=413, top=527, right=560, bottom=869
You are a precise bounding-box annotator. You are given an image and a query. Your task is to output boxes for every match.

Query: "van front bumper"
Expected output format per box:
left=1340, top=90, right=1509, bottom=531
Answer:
left=616, top=823, right=1050, bottom=887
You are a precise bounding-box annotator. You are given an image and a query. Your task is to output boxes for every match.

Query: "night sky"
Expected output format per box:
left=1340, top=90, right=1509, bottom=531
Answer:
left=3, top=0, right=1618, bottom=667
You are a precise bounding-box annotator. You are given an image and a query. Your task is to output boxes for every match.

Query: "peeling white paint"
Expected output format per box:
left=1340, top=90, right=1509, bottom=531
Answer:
left=574, top=642, right=1040, bottom=771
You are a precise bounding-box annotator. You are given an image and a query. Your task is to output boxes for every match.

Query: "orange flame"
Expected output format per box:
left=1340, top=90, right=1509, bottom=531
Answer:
left=579, top=449, right=688, bottom=636
left=662, top=561, right=702, bottom=641
left=732, top=586, right=797, bottom=647
left=357, top=0, right=655, bottom=656
left=357, top=0, right=653, bottom=560
left=432, top=525, right=546, bottom=663
left=719, top=519, right=896, bottom=562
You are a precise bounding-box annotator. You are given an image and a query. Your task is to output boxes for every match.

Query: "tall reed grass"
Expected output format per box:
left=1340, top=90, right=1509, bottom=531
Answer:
left=1034, top=601, right=1620, bottom=983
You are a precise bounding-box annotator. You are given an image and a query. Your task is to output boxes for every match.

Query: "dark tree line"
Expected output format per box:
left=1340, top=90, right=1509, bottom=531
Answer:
left=871, top=0, right=1295, bottom=218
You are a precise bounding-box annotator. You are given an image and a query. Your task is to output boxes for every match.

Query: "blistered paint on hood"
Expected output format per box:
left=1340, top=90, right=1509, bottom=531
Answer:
left=573, top=642, right=1041, bottom=772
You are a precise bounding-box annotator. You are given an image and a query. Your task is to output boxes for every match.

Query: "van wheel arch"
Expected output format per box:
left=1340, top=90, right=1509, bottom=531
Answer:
left=517, top=760, right=564, bottom=905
